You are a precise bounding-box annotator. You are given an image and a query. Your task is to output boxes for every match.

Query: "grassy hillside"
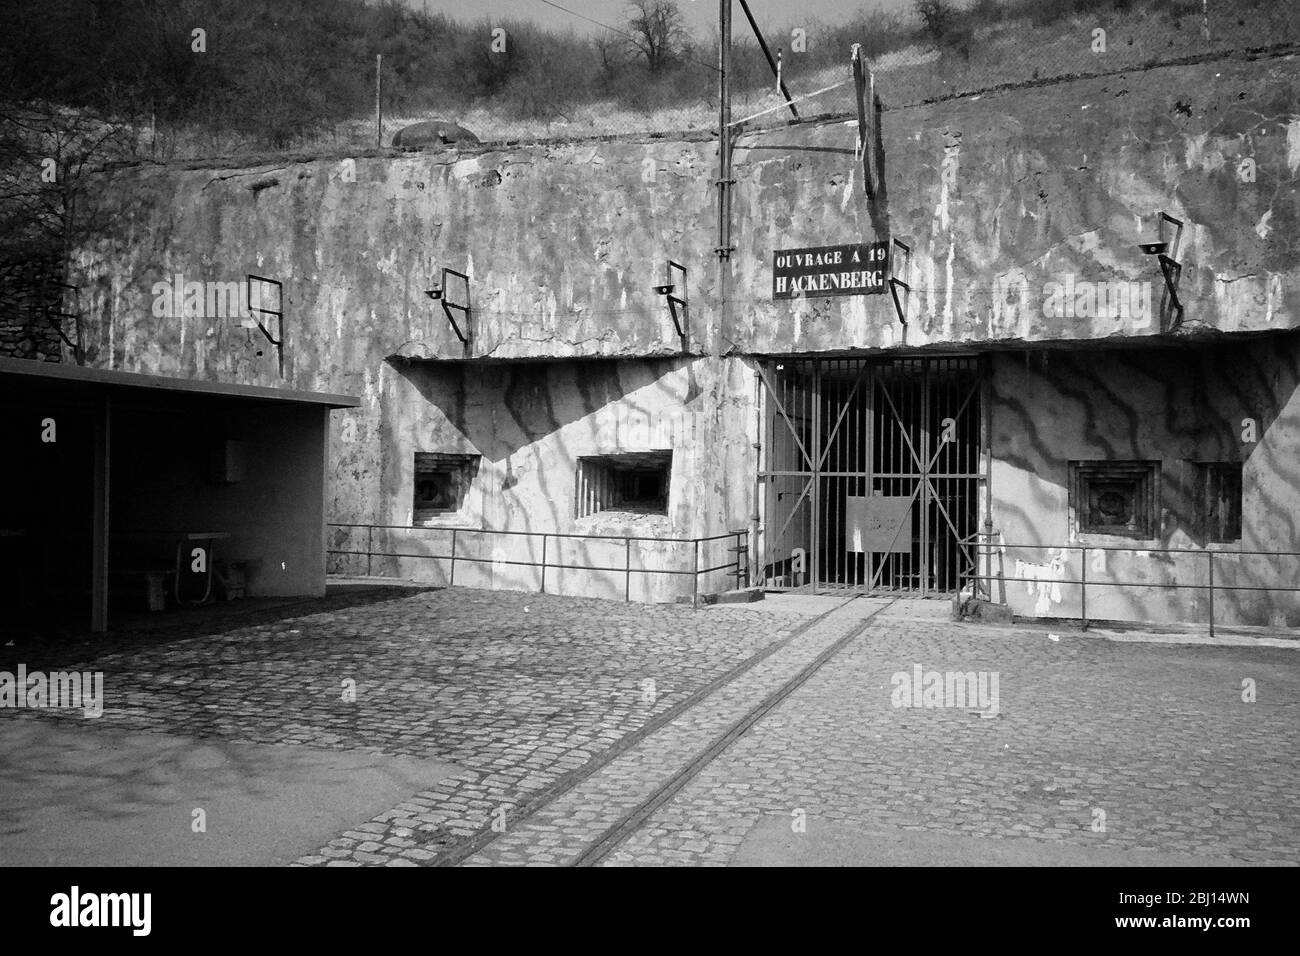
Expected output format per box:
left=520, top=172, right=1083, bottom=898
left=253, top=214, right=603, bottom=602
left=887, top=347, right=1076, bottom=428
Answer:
left=302, top=0, right=1298, bottom=155
left=2, top=0, right=1296, bottom=163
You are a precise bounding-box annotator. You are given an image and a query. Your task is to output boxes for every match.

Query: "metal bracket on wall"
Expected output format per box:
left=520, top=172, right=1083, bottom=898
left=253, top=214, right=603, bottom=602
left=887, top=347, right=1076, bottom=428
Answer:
left=851, top=44, right=877, bottom=201
left=655, top=260, right=689, bottom=352
left=1156, top=212, right=1185, bottom=332
left=246, top=274, right=285, bottom=376
left=888, top=238, right=912, bottom=338
left=435, top=267, right=472, bottom=358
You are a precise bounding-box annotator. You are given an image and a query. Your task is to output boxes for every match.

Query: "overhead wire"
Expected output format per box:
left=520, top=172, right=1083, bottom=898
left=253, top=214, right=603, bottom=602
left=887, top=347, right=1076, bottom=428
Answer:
left=533, top=0, right=722, bottom=74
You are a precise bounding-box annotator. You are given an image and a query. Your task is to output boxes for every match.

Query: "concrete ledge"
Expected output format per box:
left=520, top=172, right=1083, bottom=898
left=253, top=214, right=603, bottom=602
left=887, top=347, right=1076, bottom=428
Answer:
left=680, top=588, right=765, bottom=606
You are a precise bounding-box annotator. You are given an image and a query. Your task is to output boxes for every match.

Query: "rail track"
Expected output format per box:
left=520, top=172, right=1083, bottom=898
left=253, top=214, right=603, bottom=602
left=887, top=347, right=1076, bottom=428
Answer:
left=436, top=593, right=897, bottom=867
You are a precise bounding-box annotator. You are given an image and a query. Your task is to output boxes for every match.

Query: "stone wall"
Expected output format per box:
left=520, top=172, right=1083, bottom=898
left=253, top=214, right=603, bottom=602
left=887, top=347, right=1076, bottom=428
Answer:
left=0, top=255, right=65, bottom=362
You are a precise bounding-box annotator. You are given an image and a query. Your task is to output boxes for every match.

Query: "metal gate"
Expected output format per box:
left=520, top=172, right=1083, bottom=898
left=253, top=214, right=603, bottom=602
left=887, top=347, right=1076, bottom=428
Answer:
left=757, top=356, right=986, bottom=595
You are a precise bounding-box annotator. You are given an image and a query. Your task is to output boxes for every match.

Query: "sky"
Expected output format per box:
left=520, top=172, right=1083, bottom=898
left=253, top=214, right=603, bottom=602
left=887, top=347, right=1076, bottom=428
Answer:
left=400, top=0, right=921, bottom=39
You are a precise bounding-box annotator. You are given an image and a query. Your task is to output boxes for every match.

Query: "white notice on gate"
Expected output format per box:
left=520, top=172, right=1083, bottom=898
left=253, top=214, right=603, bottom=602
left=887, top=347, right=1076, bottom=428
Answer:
left=845, top=496, right=914, bottom=554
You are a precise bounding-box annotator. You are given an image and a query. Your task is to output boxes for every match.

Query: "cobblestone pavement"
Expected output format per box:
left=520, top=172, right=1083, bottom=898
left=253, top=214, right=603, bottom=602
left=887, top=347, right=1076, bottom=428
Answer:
left=0, top=585, right=823, bottom=865
left=460, top=597, right=886, bottom=866
left=598, top=603, right=1300, bottom=866
left=4, top=589, right=1296, bottom=867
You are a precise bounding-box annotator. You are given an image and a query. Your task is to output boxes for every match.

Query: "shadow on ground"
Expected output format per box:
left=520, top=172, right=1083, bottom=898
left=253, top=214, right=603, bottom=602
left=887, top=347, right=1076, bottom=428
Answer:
left=0, top=584, right=438, bottom=662
left=0, top=715, right=461, bottom=866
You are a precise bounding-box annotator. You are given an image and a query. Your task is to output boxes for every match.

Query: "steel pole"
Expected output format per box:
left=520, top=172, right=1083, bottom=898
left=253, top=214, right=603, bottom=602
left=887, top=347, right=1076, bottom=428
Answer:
left=541, top=533, right=548, bottom=594
left=375, top=54, right=383, bottom=149
left=1207, top=550, right=1215, bottom=639
left=692, top=539, right=700, bottom=608
left=449, top=528, right=457, bottom=587
left=1080, top=546, right=1088, bottom=631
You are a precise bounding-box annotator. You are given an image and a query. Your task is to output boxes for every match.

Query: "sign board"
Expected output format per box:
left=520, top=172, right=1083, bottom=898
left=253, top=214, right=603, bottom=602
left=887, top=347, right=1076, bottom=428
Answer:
left=773, top=242, right=889, bottom=299
left=845, top=495, right=913, bottom=553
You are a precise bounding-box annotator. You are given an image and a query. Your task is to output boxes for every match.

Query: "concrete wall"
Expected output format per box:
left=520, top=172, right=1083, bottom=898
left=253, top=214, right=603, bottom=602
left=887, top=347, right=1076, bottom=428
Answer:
left=329, top=356, right=755, bottom=602
left=63, top=52, right=1299, bottom=387
left=112, top=402, right=327, bottom=598
left=730, top=54, right=1300, bottom=354
left=53, top=51, right=1300, bottom=615
left=989, top=334, right=1300, bottom=626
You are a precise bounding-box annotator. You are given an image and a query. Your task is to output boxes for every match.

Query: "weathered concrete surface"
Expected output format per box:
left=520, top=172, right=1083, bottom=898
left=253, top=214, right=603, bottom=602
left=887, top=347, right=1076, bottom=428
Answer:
left=328, top=356, right=756, bottom=602
left=64, top=52, right=1299, bottom=386
left=52, top=52, right=1300, bottom=615
left=730, top=52, right=1300, bottom=353
left=989, top=335, right=1300, bottom=626
left=69, top=136, right=719, bottom=383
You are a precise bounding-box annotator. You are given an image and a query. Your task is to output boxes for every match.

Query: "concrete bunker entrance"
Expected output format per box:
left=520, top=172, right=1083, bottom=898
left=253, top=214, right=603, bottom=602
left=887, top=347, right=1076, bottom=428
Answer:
left=758, top=356, right=986, bottom=596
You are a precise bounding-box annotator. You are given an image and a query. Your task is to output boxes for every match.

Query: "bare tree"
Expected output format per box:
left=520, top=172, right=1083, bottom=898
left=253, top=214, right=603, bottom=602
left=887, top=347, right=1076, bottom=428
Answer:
left=623, top=0, right=690, bottom=74
left=594, top=28, right=625, bottom=79
left=914, top=0, right=974, bottom=60
left=0, top=102, right=132, bottom=361
left=914, top=0, right=955, bottom=45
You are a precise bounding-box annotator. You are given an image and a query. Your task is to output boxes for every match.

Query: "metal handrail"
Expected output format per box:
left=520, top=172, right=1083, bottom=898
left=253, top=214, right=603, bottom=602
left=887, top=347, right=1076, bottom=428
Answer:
left=329, top=521, right=742, bottom=545
left=327, top=523, right=750, bottom=608
left=958, top=533, right=1300, bottom=637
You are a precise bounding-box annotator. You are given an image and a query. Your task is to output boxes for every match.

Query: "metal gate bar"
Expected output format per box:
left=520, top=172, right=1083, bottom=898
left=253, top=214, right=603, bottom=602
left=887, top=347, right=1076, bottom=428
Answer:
left=758, top=356, right=984, bottom=595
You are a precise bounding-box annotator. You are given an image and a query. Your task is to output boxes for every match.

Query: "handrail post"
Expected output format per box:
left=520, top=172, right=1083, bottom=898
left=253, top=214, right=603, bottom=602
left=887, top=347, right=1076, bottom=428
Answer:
left=978, top=533, right=988, bottom=601
left=449, top=528, right=457, bottom=587
left=692, top=538, right=700, bottom=608
left=625, top=537, right=632, bottom=602
left=1207, top=550, right=1215, bottom=639
left=367, top=524, right=373, bottom=578
left=745, top=529, right=751, bottom=587
left=733, top=531, right=740, bottom=590
left=740, top=530, right=747, bottom=588
left=541, top=533, right=548, bottom=594
left=1080, top=545, right=1088, bottom=632
left=953, top=561, right=963, bottom=618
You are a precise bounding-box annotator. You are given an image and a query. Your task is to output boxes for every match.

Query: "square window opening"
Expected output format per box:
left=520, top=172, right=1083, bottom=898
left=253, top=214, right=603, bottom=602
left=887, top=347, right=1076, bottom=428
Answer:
left=1197, top=461, right=1242, bottom=543
left=577, top=451, right=672, bottom=517
left=1069, top=460, right=1160, bottom=539
left=413, top=453, right=479, bottom=524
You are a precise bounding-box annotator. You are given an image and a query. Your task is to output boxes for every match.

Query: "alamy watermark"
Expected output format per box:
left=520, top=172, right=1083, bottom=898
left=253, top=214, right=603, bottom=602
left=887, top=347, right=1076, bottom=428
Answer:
left=1042, top=274, right=1152, bottom=325
left=0, top=665, right=104, bottom=718
left=150, top=273, right=268, bottom=323
left=50, top=886, right=150, bottom=936
left=891, top=663, right=1000, bottom=717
